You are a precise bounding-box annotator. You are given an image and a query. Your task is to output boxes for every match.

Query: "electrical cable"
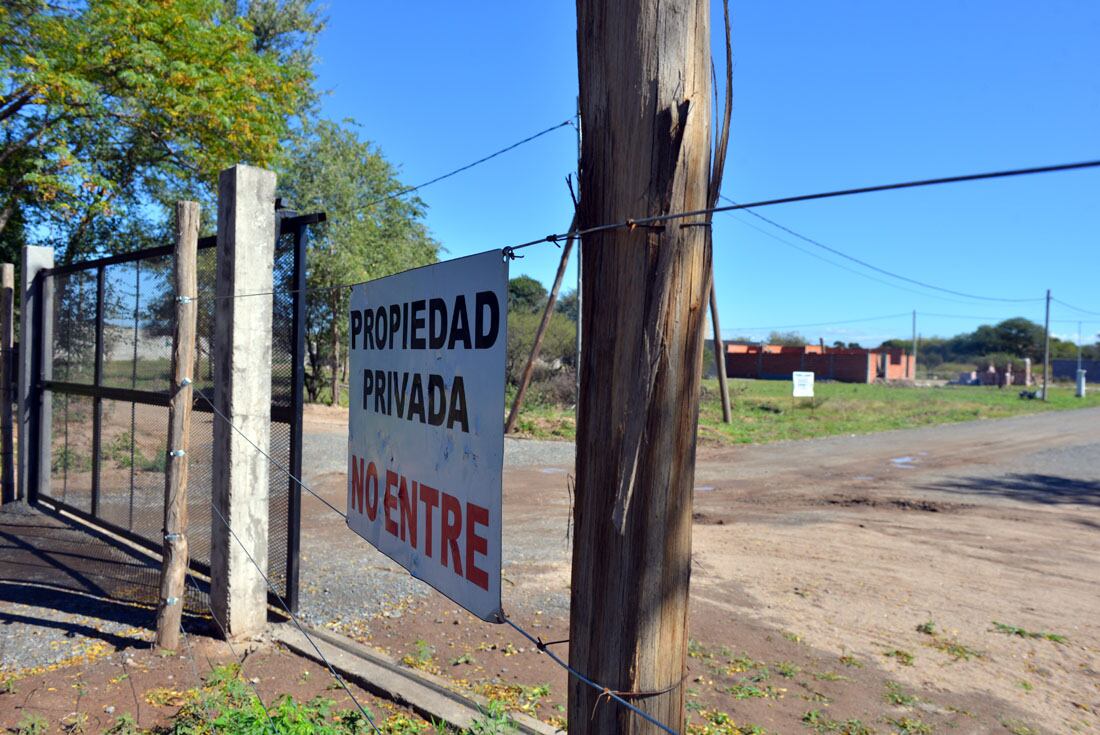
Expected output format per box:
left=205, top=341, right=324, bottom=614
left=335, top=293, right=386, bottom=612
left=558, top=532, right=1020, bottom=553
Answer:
left=1053, top=298, right=1100, bottom=317
left=364, top=118, right=576, bottom=208
left=720, top=195, right=1041, bottom=303
left=728, top=312, right=911, bottom=332
left=720, top=210, right=993, bottom=305
left=195, top=390, right=681, bottom=735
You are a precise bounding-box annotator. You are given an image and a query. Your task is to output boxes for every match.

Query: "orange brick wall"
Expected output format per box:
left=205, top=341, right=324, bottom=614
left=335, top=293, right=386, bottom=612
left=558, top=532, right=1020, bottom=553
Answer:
left=724, top=345, right=914, bottom=383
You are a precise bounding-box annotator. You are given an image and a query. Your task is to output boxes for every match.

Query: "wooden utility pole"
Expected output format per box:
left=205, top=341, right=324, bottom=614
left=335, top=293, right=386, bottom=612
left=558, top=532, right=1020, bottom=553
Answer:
left=0, top=264, right=14, bottom=505
left=1042, top=288, right=1051, bottom=401
left=155, top=201, right=199, bottom=650
left=570, top=1, right=713, bottom=732
left=709, top=291, right=731, bottom=422
left=505, top=217, right=577, bottom=434
left=911, top=310, right=918, bottom=380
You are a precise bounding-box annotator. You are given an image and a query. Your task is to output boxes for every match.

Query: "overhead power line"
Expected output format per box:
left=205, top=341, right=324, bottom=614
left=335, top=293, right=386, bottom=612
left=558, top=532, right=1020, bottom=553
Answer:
left=1053, top=298, right=1100, bottom=317
left=365, top=118, right=576, bottom=208
left=721, top=210, right=990, bottom=305
left=205, top=157, right=1100, bottom=304
left=508, top=157, right=1100, bottom=253
left=719, top=195, right=1041, bottom=303
left=728, top=312, right=911, bottom=332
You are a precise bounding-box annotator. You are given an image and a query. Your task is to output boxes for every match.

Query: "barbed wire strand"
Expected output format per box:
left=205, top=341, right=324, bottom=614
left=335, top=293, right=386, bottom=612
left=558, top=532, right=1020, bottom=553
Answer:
left=363, top=118, right=576, bottom=209
left=176, top=609, right=217, bottom=728
left=204, top=498, right=385, bottom=735
left=183, top=393, right=382, bottom=732
left=719, top=195, right=1043, bottom=303
left=504, top=158, right=1100, bottom=253
left=194, top=391, right=683, bottom=735
left=194, top=390, right=348, bottom=521
left=502, top=617, right=679, bottom=735
left=195, top=157, right=1100, bottom=304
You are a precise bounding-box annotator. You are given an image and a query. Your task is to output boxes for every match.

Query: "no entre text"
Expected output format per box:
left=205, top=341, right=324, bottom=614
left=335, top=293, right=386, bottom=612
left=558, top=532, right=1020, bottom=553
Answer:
left=349, top=455, right=490, bottom=592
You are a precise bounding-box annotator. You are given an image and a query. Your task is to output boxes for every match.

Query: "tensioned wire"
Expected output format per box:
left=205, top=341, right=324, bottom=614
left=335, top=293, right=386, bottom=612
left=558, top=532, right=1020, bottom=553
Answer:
left=196, top=157, right=1100, bottom=308
left=193, top=390, right=681, bottom=735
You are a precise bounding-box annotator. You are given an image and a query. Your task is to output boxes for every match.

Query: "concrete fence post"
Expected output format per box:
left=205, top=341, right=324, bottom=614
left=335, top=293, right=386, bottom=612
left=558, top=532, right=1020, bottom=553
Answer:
left=18, top=246, right=54, bottom=504
left=210, top=165, right=276, bottom=638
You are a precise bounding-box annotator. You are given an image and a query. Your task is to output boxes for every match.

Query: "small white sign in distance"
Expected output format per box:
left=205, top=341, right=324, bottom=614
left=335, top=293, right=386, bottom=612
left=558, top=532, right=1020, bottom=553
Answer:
left=346, top=250, right=507, bottom=622
left=792, top=371, right=815, bottom=398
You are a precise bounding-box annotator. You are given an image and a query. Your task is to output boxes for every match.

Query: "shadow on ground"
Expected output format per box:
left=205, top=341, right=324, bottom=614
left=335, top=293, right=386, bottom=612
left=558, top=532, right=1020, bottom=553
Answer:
left=922, top=472, right=1100, bottom=506
left=0, top=502, right=212, bottom=643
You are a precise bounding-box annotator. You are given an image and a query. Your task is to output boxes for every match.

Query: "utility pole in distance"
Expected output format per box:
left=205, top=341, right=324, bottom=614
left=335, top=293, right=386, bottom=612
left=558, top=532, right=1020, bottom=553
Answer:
left=1077, top=321, right=1083, bottom=372
left=571, top=1, right=712, bottom=733
left=1042, top=289, right=1051, bottom=401
left=911, top=310, right=917, bottom=380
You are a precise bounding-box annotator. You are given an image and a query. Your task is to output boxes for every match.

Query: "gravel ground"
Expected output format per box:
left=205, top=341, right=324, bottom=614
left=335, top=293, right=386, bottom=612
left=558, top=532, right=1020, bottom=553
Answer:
left=296, top=432, right=575, bottom=630
left=0, top=503, right=164, bottom=673
left=303, top=431, right=574, bottom=485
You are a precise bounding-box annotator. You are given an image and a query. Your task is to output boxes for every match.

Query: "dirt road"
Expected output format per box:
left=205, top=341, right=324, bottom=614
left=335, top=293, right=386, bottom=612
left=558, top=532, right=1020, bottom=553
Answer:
left=299, top=406, right=1100, bottom=734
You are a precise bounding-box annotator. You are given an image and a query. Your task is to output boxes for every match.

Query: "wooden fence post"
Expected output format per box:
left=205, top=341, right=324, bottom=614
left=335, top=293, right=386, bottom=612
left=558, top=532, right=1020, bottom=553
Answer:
left=570, top=0, right=713, bottom=732
left=504, top=216, right=577, bottom=434
left=155, top=201, right=199, bottom=650
left=1, top=264, right=13, bottom=504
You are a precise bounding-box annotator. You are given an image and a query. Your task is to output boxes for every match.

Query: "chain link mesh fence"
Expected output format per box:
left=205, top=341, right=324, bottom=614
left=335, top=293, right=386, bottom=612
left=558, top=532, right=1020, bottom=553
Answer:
left=41, top=223, right=304, bottom=613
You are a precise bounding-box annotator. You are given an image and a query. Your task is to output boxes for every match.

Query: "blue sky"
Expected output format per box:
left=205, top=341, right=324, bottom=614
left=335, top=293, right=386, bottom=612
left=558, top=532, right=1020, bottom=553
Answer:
left=313, top=1, right=1099, bottom=346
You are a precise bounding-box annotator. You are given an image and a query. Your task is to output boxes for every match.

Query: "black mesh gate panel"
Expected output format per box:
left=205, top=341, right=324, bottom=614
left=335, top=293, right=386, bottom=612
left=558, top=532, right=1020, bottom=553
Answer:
left=31, top=212, right=320, bottom=613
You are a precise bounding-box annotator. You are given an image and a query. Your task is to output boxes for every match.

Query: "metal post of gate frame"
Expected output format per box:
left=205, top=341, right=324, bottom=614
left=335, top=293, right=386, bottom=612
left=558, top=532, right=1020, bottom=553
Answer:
left=285, top=220, right=307, bottom=614
left=28, top=274, right=42, bottom=504
left=91, top=266, right=105, bottom=517
left=31, top=270, right=54, bottom=504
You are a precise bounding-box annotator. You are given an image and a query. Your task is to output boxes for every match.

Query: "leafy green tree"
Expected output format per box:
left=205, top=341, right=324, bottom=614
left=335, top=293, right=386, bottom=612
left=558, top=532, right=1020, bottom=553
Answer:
left=506, top=310, right=576, bottom=386
left=508, top=275, right=548, bottom=314
left=1, top=0, right=318, bottom=263
left=767, top=330, right=806, bottom=347
left=279, top=119, right=438, bottom=403
left=555, top=288, right=579, bottom=322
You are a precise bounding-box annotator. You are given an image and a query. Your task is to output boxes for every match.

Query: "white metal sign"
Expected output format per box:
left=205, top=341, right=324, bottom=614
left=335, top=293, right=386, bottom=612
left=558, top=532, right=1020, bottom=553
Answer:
left=346, top=250, right=507, bottom=621
left=792, top=371, right=815, bottom=398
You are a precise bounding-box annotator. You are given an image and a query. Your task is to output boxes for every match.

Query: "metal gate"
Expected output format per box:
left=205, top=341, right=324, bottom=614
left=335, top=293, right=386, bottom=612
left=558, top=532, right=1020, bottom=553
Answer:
left=26, top=211, right=321, bottom=612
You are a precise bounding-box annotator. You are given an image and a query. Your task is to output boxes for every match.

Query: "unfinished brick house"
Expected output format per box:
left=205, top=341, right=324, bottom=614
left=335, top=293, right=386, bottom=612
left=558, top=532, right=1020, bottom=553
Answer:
left=724, top=343, right=915, bottom=384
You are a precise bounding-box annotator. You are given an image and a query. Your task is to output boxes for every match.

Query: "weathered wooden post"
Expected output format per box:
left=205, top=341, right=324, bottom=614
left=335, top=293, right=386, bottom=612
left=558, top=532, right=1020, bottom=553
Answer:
left=570, top=0, right=713, bottom=732
left=155, top=201, right=199, bottom=650
left=210, top=165, right=276, bottom=638
left=505, top=217, right=577, bottom=434
left=1, top=263, right=14, bottom=504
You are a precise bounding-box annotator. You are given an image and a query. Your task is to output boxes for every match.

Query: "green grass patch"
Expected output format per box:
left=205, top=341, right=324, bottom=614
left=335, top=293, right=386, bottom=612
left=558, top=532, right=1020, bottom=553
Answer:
left=887, top=717, right=932, bottom=735
left=687, top=710, right=768, bottom=735
left=884, top=649, right=915, bottom=666
left=774, top=661, right=801, bottom=678
left=801, top=710, right=874, bottom=735
left=915, top=621, right=936, bottom=636
left=509, top=379, right=1100, bottom=445
left=992, top=621, right=1067, bottom=643
left=1000, top=719, right=1039, bottom=735
left=929, top=637, right=982, bottom=661
left=725, top=681, right=784, bottom=700
left=885, top=681, right=917, bottom=707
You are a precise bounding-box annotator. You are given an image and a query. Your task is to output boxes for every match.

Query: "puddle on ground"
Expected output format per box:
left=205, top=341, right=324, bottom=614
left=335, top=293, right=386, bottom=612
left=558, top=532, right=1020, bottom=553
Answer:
left=539, top=467, right=568, bottom=474
left=890, top=456, right=917, bottom=469
left=695, top=485, right=715, bottom=493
